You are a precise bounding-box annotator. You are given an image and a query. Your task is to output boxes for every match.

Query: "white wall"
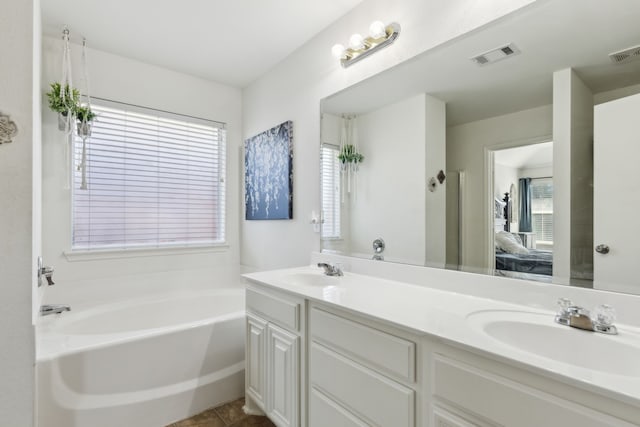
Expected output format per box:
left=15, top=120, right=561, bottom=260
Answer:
left=241, top=0, right=536, bottom=270
left=552, top=69, right=593, bottom=283
left=320, top=94, right=446, bottom=266
left=447, top=104, right=553, bottom=270
left=494, top=164, right=518, bottom=201
left=0, top=0, right=36, bottom=424
left=41, top=36, right=243, bottom=295
left=351, top=94, right=427, bottom=264
left=594, top=83, right=640, bottom=105
left=32, top=0, right=43, bottom=321
left=424, top=95, right=447, bottom=267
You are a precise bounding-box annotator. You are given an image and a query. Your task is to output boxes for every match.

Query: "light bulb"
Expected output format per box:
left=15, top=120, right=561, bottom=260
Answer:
left=331, top=43, right=346, bottom=59
left=349, top=33, right=365, bottom=50
left=369, top=21, right=387, bottom=39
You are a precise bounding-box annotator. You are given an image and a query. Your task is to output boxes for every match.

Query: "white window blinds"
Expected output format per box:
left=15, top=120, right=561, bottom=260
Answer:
left=72, top=100, right=226, bottom=250
left=321, top=144, right=341, bottom=239
left=531, top=177, right=553, bottom=244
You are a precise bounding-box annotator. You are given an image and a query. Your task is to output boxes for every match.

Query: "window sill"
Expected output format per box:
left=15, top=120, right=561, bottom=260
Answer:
left=63, top=243, right=229, bottom=262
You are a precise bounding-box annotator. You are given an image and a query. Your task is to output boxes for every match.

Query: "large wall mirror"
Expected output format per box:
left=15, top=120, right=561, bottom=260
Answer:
left=320, top=0, right=640, bottom=295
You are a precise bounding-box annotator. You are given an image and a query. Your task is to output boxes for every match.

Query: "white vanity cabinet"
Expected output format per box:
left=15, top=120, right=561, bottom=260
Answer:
left=307, top=304, right=420, bottom=427
left=427, top=344, right=640, bottom=427
left=245, top=286, right=304, bottom=427
left=244, top=269, right=640, bottom=427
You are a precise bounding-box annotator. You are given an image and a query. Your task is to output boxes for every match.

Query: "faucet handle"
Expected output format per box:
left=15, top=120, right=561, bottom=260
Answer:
left=41, top=266, right=55, bottom=286
left=37, top=257, right=55, bottom=287
left=592, top=304, right=616, bottom=326
left=317, top=262, right=343, bottom=276
left=557, top=297, right=573, bottom=313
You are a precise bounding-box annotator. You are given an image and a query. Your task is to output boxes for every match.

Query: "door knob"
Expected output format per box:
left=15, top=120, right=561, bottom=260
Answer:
left=595, top=244, right=610, bottom=254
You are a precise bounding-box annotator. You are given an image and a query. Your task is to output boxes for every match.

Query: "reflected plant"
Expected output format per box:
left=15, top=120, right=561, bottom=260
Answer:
left=338, top=144, right=364, bottom=164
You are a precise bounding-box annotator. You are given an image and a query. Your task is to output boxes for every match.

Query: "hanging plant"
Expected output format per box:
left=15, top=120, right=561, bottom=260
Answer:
left=338, top=144, right=364, bottom=164
left=339, top=116, right=361, bottom=200
left=74, top=104, right=96, bottom=122
left=46, top=82, right=79, bottom=115
left=46, top=82, right=80, bottom=131
left=75, top=104, right=96, bottom=138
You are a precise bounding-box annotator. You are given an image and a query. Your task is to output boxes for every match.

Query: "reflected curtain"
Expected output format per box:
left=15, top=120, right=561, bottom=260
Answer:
left=519, top=178, right=532, bottom=232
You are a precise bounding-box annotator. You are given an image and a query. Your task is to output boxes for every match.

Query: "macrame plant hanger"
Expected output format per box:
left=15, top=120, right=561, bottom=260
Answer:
left=339, top=115, right=360, bottom=202
left=350, top=116, right=359, bottom=200
left=77, top=37, right=92, bottom=190
left=60, top=27, right=74, bottom=189
left=339, top=117, right=348, bottom=203
left=60, top=27, right=74, bottom=133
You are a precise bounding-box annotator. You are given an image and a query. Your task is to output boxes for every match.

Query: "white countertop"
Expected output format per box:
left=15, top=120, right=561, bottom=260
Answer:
left=243, top=265, right=640, bottom=407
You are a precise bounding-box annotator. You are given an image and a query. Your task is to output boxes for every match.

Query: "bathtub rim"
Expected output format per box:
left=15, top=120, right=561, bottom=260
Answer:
left=36, top=287, right=246, bottom=362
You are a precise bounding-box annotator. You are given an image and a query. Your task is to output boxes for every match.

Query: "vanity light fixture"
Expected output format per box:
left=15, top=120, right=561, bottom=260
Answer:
left=332, top=21, right=401, bottom=68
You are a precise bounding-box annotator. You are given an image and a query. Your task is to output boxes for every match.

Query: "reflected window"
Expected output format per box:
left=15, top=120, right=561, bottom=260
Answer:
left=321, top=144, right=341, bottom=239
left=531, top=177, right=553, bottom=245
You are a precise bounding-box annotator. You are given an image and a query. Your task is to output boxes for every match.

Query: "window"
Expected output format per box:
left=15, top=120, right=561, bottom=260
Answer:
left=530, top=177, right=553, bottom=244
left=72, top=100, right=226, bottom=250
left=321, top=144, right=341, bottom=239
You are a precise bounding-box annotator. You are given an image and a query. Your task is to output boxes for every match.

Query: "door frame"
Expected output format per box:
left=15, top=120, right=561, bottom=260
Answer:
left=484, top=135, right=553, bottom=272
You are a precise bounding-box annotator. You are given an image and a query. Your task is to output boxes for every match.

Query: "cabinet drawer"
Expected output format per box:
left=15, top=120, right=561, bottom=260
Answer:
left=309, top=387, right=369, bottom=427
left=433, top=355, right=636, bottom=427
left=310, top=343, right=414, bottom=427
left=432, top=406, right=482, bottom=427
left=246, top=287, right=300, bottom=332
left=310, top=307, right=416, bottom=382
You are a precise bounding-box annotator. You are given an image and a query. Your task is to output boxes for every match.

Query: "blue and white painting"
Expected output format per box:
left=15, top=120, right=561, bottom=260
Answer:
left=245, top=121, right=293, bottom=220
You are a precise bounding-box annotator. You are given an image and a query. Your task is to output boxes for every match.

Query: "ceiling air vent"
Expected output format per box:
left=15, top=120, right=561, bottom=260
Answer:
left=471, top=43, right=520, bottom=66
left=609, top=45, right=640, bottom=64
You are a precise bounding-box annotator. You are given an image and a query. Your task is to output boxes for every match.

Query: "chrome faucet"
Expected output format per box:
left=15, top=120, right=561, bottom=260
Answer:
left=317, top=262, right=343, bottom=277
left=40, top=304, right=71, bottom=316
left=554, top=298, right=617, bottom=335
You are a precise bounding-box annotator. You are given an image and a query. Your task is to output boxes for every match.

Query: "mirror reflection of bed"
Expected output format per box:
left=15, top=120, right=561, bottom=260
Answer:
left=493, top=142, right=553, bottom=282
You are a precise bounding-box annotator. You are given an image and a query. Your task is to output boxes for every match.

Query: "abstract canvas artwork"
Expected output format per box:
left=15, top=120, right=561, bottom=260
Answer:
left=245, top=121, right=293, bottom=220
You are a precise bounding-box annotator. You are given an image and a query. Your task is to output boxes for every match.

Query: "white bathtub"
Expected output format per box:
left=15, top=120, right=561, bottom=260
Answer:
left=36, top=288, right=246, bottom=427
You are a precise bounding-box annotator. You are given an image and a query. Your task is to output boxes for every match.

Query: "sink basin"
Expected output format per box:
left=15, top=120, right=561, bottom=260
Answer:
left=467, top=310, right=640, bottom=376
left=280, top=272, right=344, bottom=287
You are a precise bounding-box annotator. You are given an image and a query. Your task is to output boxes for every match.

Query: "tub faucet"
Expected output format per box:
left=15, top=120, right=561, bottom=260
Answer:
left=40, top=304, right=71, bottom=316
left=317, top=262, right=343, bottom=276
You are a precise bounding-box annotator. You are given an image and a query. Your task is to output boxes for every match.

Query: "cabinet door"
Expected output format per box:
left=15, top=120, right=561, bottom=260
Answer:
left=267, top=323, right=299, bottom=427
left=246, top=314, right=268, bottom=411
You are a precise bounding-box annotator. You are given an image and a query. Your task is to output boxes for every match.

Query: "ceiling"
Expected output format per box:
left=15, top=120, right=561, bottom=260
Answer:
left=40, top=0, right=363, bottom=88
left=495, top=142, right=553, bottom=169
left=322, top=0, right=640, bottom=126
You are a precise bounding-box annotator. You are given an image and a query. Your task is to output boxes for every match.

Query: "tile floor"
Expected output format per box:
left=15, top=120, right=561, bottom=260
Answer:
left=167, top=397, right=275, bottom=427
